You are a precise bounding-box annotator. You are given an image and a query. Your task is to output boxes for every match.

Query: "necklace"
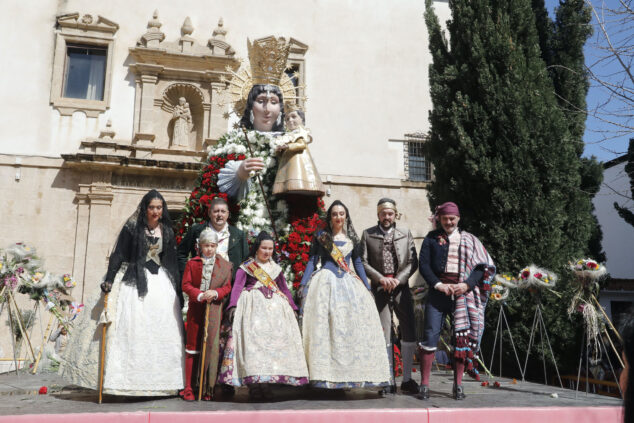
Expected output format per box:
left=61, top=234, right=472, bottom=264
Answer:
left=147, top=225, right=157, bottom=236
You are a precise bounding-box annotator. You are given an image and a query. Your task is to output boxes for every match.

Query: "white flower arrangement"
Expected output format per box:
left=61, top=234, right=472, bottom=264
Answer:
left=517, top=265, right=558, bottom=290
left=490, top=273, right=519, bottom=302
left=489, top=283, right=510, bottom=302
left=570, top=258, right=607, bottom=283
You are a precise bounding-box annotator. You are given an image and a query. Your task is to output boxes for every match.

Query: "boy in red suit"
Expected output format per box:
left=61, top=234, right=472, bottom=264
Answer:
left=181, top=228, right=232, bottom=401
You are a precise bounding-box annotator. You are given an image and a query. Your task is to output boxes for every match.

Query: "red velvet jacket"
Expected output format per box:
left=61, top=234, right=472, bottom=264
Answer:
left=182, top=255, right=232, bottom=351
left=182, top=255, right=232, bottom=303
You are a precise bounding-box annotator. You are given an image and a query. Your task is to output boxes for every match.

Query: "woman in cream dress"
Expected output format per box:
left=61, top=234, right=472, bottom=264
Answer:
left=300, top=200, right=391, bottom=390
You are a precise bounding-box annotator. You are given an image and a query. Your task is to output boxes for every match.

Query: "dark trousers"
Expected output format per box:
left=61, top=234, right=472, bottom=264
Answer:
left=373, top=284, right=416, bottom=343
left=420, top=289, right=454, bottom=350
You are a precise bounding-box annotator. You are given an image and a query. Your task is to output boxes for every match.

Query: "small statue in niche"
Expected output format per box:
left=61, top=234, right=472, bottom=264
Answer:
left=171, top=97, right=192, bottom=147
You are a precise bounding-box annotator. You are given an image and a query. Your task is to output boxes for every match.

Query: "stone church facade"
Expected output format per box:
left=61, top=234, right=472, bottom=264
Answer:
left=0, top=1, right=449, bottom=309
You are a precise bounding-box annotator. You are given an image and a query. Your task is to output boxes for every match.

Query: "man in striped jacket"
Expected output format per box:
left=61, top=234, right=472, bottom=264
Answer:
left=417, top=202, right=495, bottom=401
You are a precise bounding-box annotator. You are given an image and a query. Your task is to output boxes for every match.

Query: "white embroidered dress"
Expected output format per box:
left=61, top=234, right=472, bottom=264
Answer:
left=301, top=239, right=391, bottom=388
left=59, top=237, right=185, bottom=396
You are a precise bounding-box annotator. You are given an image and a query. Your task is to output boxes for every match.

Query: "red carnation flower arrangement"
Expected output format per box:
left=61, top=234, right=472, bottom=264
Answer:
left=280, top=197, right=327, bottom=290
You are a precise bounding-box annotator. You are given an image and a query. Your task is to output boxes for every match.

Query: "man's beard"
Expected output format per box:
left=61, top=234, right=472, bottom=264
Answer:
left=379, top=220, right=394, bottom=230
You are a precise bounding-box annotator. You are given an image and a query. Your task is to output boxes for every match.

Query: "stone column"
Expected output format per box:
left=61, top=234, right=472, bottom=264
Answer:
left=201, top=102, right=211, bottom=151
left=73, top=186, right=91, bottom=302
left=133, top=64, right=163, bottom=144
left=208, top=82, right=227, bottom=142
left=82, top=173, right=114, bottom=300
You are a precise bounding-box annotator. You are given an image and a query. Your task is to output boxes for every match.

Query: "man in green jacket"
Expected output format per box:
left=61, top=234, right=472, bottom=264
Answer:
left=177, top=197, right=248, bottom=280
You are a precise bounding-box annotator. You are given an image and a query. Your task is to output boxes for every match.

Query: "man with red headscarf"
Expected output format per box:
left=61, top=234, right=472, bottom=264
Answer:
left=417, top=202, right=495, bottom=400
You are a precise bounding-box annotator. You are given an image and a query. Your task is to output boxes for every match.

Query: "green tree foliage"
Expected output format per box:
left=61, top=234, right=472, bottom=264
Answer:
left=424, top=0, right=598, bottom=378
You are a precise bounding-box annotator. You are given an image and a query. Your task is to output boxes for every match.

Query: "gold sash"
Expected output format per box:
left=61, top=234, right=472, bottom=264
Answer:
left=316, top=232, right=363, bottom=283
left=242, top=259, right=290, bottom=304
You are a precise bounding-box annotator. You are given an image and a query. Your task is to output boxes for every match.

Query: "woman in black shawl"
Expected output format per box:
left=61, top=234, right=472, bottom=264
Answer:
left=60, top=190, right=185, bottom=397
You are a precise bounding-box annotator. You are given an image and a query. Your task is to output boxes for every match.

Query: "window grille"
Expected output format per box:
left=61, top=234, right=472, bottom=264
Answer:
left=403, top=133, right=431, bottom=182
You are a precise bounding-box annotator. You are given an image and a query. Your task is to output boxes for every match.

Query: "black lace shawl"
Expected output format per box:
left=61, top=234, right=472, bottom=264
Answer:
left=104, top=218, right=183, bottom=307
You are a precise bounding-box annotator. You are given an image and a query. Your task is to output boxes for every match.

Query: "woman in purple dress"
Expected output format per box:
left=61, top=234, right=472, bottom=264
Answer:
left=218, top=232, right=308, bottom=400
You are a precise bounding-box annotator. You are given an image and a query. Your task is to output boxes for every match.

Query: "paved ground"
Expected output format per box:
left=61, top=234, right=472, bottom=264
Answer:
left=0, top=369, right=622, bottom=416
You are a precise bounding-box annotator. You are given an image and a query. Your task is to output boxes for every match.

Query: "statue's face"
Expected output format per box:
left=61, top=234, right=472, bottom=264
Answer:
left=179, top=97, right=186, bottom=106
left=285, top=111, right=303, bottom=131
left=252, top=92, right=281, bottom=131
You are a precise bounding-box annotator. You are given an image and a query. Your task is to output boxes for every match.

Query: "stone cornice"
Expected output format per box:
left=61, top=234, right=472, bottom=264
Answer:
left=129, top=48, right=240, bottom=75
left=61, top=153, right=204, bottom=176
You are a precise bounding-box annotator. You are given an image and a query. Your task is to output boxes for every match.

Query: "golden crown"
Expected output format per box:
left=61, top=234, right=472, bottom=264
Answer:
left=219, top=35, right=306, bottom=120
left=248, top=36, right=291, bottom=86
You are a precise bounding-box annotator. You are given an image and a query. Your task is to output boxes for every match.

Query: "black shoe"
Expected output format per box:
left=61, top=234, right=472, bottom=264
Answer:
left=379, top=384, right=396, bottom=397
left=400, top=379, right=420, bottom=395
left=261, top=384, right=275, bottom=400
left=221, top=384, right=235, bottom=398
left=453, top=384, right=466, bottom=400
left=248, top=384, right=263, bottom=402
left=416, top=384, right=430, bottom=400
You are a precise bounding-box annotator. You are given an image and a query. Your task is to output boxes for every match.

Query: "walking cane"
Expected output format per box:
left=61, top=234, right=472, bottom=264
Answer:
left=388, top=292, right=397, bottom=389
left=198, top=302, right=211, bottom=401
left=98, top=293, right=109, bottom=404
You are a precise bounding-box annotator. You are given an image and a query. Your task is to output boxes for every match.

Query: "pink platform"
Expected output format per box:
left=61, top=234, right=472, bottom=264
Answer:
left=1, top=407, right=623, bottom=423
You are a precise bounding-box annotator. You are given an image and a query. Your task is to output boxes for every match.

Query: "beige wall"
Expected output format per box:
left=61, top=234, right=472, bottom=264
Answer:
left=0, top=0, right=450, bottom=178
left=0, top=0, right=450, bottom=361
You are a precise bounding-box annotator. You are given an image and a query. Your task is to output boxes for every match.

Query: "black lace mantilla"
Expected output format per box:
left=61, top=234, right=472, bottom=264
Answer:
left=104, top=219, right=182, bottom=306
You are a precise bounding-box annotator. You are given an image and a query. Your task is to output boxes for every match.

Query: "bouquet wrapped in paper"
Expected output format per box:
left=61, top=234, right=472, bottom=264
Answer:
left=0, top=242, right=43, bottom=292
left=517, top=265, right=558, bottom=290
left=490, top=273, right=519, bottom=301
left=570, top=259, right=606, bottom=286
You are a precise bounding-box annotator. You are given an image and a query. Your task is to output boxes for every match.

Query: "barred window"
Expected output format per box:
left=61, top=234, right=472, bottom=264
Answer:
left=403, top=133, right=431, bottom=182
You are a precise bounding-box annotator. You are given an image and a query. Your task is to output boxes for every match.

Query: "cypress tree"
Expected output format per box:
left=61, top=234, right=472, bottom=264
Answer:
left=547, top=0, right=604, bottom=260
left=423, top=0, right=593, bottom=378
left=424, top=0, right=581, bottom=271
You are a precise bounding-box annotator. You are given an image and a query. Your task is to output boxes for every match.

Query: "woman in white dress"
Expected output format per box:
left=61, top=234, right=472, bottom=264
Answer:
left=59, top=189, right=185, bottom=397
left=300, top=200, right=391, bottom=391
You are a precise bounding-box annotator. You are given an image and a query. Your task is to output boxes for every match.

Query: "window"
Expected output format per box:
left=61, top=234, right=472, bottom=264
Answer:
left=50, top=13, right=118, bottom=117
left=403, top=133, right=431, bottom=182
left=64, top=44, right=107, bottom=101
left=285, top=64, right=300, bottom=89
left=286, top=38, right=308, bottom=111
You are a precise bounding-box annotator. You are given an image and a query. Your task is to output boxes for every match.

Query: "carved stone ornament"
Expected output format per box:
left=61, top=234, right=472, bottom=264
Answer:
left=208, top=18, right=235, bottom=56
left=56, top=13, right=119, bottom=35
left=138, top=10, right=165, bottom=48
left=129, top=12, right=240, bottom=150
